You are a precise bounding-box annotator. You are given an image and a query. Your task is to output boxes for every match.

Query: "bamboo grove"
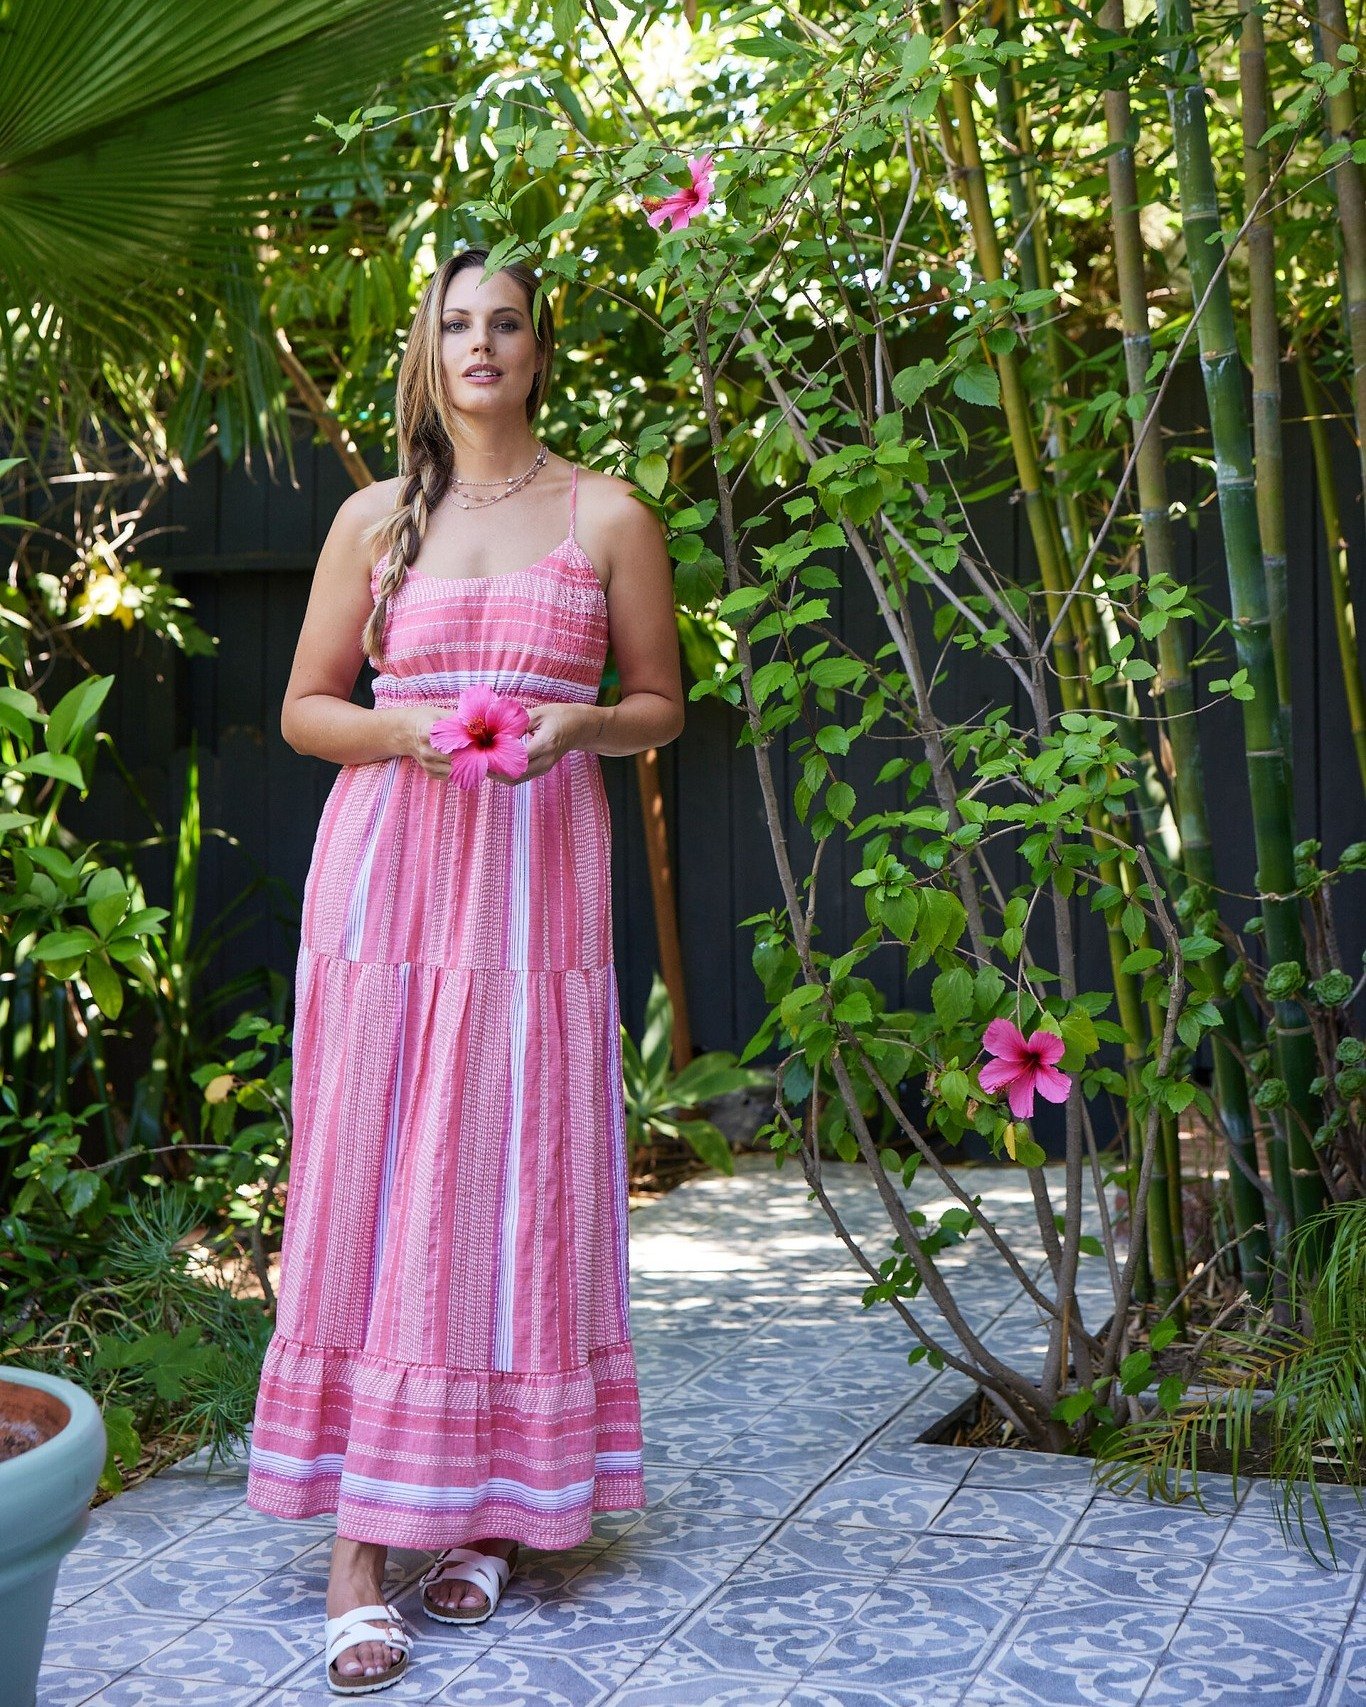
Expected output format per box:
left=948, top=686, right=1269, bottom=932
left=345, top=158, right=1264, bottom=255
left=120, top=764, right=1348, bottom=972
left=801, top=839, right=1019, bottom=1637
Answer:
left=436, top=0, right=1366, bottom=1457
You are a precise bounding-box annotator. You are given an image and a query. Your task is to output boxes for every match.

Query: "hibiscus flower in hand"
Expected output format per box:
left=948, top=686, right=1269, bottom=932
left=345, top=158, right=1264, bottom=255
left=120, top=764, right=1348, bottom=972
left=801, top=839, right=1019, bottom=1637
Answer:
left=429, top=686, right=530, bottom=786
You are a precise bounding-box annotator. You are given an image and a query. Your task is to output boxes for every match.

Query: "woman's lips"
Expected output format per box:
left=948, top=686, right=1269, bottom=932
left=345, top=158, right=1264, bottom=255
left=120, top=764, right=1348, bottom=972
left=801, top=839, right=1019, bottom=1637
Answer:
left=463, top=370, right=503, bottom=384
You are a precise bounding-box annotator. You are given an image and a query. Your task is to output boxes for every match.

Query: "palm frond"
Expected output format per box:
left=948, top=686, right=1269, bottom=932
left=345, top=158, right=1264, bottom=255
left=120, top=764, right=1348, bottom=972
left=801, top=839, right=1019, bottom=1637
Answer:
left=0, top=0, right=453, bottom=453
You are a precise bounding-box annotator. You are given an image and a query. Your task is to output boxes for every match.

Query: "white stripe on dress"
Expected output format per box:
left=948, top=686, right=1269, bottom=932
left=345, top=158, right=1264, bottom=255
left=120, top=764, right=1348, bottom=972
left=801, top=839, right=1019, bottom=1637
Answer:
left=492, top=780, right=532, bottom=1370
left=341, top=758, right=398, bottom=959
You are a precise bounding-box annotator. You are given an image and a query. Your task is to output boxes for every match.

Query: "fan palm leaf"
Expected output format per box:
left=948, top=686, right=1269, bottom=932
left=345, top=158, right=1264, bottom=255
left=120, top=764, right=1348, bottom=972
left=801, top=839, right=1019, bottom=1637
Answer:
left=0, top=0, right=452, bottom=456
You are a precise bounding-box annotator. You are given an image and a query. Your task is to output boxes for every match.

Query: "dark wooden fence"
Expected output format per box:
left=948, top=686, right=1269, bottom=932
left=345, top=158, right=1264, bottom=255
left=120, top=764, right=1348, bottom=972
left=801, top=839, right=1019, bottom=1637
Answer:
left=50, top=369, right=1366, bottom=1111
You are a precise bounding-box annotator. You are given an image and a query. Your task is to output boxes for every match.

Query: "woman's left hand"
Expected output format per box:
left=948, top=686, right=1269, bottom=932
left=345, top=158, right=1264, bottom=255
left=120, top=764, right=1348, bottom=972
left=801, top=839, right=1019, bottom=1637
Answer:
left=502, top=702, right=586, bottom=783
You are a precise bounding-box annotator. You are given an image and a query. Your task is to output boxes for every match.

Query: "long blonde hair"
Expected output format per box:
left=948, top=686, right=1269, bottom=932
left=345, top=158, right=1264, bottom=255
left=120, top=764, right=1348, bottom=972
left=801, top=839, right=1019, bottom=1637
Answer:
left=361, top=247, right=557, bottom=667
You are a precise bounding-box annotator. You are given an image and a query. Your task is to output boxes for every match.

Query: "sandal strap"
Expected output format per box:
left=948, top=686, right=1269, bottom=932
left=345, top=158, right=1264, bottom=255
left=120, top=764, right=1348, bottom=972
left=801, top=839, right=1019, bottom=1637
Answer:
left=325, top=1601, right=411, bottom=1665
left=422, top=1547, right=514, bottom=1603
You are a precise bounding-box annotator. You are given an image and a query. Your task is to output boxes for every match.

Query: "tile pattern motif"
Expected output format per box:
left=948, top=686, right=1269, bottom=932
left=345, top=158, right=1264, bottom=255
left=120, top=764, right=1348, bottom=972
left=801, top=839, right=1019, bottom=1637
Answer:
left=38, top=1158, right=1366, bottom=1706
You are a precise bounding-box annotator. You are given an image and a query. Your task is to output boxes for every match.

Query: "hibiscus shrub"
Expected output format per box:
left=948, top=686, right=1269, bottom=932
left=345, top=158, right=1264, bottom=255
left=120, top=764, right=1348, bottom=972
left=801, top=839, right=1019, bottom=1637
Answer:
left=323, top=0, right=1366, bottom=1481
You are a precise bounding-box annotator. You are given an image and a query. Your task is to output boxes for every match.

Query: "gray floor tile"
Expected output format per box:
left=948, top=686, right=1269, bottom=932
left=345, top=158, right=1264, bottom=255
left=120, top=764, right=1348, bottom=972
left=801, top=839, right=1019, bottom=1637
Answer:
left=796, top=1467, right=955, bottom=1532
left=969, top=1594, right=1184, bottom=1705
left=41, top=1594, right=200, bottom=1674
left=657, top=1566, right=878, bottom=1681
left=1324, top=1626, right=1366, bottom=1706
left=786, top=1680, right=963, bottom=1707
left=927, top=1484, right=1088, bottom=1546
left=801, top=1573, right=1026, bottom=1696
left=84, top=1680, right=263, bottom=1705
left=1037, top=1543, right=1206, bottom=1608
left=651, top=1465, right=816, bottom=1521
left=1142, top=1606, right=1341, bottom=1703
left=607, top=1656, right=793, bottom=1705
left=959, top=1449, right=1098, bottom=1492
left=35, top=1667, right=122, bottom=1707
left=1192, top=1515, right=1365, bottom=1621
left=432, top=1634, right=660, bottom=1704
left=1069, top=1493, right=1233, bottom=1557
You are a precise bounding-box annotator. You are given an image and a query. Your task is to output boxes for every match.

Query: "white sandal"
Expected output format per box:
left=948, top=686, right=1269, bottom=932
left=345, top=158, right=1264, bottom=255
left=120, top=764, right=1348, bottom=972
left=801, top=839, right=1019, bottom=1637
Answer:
left=323, top=1600, right=413, bottom=1695
left=420, top=1542, right=520, bottom=1625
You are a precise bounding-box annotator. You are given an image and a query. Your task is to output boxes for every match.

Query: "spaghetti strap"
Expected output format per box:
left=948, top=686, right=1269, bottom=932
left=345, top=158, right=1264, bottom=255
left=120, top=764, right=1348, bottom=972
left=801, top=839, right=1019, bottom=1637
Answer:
left=568, top=464, right=578, bottom=544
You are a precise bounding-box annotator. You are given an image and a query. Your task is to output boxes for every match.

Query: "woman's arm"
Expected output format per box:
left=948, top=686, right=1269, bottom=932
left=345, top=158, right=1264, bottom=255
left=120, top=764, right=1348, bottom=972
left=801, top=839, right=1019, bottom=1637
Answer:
left=569, top=481, right=686, bottom=758
left=280, top=483, right=454, bottom=775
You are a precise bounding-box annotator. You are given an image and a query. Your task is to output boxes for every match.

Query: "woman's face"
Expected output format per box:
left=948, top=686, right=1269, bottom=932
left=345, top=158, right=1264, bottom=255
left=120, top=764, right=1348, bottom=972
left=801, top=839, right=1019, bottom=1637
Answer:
left=439, top=267, right=540, bottom=419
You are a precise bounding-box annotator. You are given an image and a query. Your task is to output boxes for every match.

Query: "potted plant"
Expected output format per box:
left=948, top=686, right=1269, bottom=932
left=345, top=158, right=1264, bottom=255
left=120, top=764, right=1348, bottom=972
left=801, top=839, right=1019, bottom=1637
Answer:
left=0, top=1366, right=106, bottom=1707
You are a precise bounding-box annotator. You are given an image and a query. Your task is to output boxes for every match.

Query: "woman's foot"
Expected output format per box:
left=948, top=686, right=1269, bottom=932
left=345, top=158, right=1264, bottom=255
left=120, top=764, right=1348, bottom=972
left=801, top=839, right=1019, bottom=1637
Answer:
left=327, top=1536, right=406, bottom=1681
left=423, top=1536, right=519, bottom=1615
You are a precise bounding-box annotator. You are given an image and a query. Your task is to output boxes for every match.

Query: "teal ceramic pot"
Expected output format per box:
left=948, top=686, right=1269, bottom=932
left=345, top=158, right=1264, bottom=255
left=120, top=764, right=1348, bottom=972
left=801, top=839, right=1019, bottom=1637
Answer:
left=0, top=1367, right=106, bottom=1707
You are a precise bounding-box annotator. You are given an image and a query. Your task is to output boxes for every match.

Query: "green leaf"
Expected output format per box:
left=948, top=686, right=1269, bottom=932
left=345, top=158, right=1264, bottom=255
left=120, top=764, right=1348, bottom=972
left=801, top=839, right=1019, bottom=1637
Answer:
left=98, top=1404, right=141, bottom=1494
left=919, top=890, right=967, bottom=955
left=18, top=752, right=86, bottom=788
left=634, top=454, right=669, bottom=499
left=1052, top=1388, right=1096, bottom=1424
left=891, top=358, right=938, bottom=408
left=1059, top=1010, right=1099, bottom=1062
left=1120, top=1350, right=1152, bottom=1394
left=1010, top=1132, right=1046, bottom=1166
left=1121, top=947, right=1163, bottom=975
left=718, top=586, right=768, bottom=620
left=931, top=966, right=974, bottom=1029
left=32, top=928, right=96, bottom=962
left=1150, top=1317, right=1179, bottom=1353
left=951, top=364, right=1000, bottom=407
left=46, top=674, right=113, bottom=754
left=826, top=780, right=855, bottom=823
left=834, top=990, right=873, bottom=1024
left=83, top=951, right=124, bottom=1019
left=677, top=1117, right=735, bottom=1176
left=877, top=891, right=920, bottom=944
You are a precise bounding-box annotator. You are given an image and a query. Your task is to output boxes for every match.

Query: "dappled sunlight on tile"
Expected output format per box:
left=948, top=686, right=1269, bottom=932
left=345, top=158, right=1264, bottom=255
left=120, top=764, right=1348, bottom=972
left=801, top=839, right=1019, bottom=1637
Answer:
left=41, top=1156, right=1366, bottom=1707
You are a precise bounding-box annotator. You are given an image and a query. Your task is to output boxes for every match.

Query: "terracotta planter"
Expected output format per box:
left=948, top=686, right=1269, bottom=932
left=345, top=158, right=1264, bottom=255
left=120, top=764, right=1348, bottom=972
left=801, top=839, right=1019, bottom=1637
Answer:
left=0, top=1367, right=106, bottom=1707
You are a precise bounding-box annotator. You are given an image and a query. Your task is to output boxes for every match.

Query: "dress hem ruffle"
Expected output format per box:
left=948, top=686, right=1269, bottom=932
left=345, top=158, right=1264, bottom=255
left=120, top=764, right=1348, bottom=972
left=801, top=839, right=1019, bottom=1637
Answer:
left=245, top=1332, right=647, bottom=1553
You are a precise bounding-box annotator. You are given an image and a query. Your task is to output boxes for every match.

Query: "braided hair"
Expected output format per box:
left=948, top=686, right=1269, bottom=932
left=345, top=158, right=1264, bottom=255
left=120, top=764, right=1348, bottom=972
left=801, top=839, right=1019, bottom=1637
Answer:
left=361, top=246, right=557, bottom=668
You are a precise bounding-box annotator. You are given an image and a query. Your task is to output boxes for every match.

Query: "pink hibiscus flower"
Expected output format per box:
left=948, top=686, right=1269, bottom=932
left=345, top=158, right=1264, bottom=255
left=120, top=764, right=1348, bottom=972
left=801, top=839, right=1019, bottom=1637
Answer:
left=429, top=686, right=530, bottom=787
left=641, top=153, right=715, bottom=231
left=977, top=1018, right=1072, bottom=1121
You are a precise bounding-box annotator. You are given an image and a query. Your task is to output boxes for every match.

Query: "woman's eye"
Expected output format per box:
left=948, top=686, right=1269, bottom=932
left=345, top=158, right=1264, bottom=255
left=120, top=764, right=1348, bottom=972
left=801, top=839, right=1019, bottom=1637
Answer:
left=443, top=321, right=520, bottom=332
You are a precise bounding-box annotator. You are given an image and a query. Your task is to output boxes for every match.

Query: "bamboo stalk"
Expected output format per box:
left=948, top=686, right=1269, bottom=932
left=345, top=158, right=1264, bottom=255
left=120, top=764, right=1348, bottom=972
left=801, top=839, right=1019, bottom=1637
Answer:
left=997, top=3, right=1177, bottom=855
left=1239, top=0, right=1293, bottom=739
left=1100, top=0, right=1270, bottom=1294
left=1156, top=0, right=1326, bottom=1233
left=1318, top=0, right=1366, bottom=577
left=1296, top=344, right=1366, bottom=792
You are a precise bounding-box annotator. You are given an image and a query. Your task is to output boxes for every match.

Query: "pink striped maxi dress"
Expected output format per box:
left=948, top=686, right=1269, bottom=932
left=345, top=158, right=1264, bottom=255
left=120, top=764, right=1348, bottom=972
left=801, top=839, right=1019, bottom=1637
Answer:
left=245, top=465, right=648, bottom=1550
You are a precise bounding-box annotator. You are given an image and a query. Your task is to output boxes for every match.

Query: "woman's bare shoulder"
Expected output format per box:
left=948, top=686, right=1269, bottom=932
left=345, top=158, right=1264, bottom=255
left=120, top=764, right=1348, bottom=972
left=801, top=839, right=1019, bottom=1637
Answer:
left=573, top=462, right=647, bottom=508
left=346, top=476, right=405, bottom=528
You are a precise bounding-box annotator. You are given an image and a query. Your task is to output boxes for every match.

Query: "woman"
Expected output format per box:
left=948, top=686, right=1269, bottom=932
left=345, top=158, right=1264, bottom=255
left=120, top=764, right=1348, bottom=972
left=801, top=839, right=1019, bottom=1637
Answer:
left=244, top=245, right=685, bottom=1695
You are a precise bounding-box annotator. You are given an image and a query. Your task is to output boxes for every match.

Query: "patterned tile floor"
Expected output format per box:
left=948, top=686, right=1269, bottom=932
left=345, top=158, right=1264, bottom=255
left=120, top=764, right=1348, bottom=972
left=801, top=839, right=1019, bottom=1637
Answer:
left=36, top=1156, right=1366, bottom=1706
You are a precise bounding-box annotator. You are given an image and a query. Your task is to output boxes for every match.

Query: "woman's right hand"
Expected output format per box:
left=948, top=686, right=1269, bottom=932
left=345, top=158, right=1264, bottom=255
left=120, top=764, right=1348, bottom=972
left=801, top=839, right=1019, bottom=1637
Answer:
left=396, top=703, right=459, bottom=779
